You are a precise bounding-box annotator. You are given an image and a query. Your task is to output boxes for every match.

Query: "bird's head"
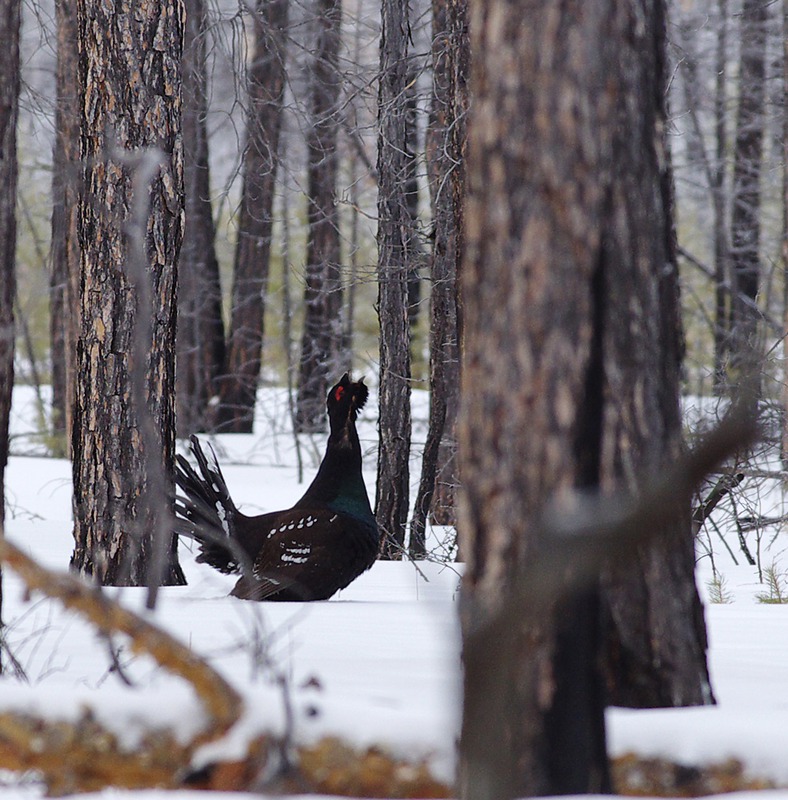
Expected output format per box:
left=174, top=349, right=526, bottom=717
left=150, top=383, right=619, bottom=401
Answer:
left=327, top=373, right=368, bottom=429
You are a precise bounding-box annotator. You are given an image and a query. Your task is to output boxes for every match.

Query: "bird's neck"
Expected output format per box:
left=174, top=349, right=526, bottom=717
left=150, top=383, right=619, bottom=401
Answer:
left=298, top=419, right=368, bottom=508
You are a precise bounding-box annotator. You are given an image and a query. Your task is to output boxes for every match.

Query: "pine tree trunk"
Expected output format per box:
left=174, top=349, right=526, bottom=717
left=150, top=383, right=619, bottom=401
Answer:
left=458, top=1, right=710, bottom=796
left=409, top=0, right=466, bottom=557
left=177, top=0, right=225, bottom=437
left=0, top=0, right=20, bottom=528
left=713, top=0, right=730, bottom=394
left=376, top=0, right=414, bottom=559
left=405, top=65, right=422, bottom=332
left=70, top=0, right=186, bottom=587
left=598, top=0, right=712, bottom=708
left=295, top=0, right=343, bottom=433
left=782, top=0, right=788, bottom=470
left=49, top=0, right=80, bottom=454
left=729, top=0, right=767, bottom=398
left=216, top=0, right=288, bottom=433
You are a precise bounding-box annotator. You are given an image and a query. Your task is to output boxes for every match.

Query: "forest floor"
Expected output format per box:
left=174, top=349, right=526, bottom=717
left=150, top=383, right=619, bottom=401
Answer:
left=2, top=385, right=788, bottom=799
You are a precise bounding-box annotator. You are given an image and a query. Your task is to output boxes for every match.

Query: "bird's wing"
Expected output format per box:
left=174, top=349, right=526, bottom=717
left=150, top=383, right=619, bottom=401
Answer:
left=230, top=508, right=378, bottom=601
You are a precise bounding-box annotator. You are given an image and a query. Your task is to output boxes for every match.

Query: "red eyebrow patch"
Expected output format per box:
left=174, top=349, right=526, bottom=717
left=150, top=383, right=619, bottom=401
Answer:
left=334, top=386, right=345, bottom=401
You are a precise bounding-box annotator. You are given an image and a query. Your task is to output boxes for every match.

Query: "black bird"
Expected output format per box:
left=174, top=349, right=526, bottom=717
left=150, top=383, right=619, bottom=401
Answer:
left=174, top=374, right=380, bottom=601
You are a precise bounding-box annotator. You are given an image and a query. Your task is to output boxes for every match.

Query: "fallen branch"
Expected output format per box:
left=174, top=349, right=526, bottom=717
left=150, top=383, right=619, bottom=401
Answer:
left=0, top=534, right=243, bottom=791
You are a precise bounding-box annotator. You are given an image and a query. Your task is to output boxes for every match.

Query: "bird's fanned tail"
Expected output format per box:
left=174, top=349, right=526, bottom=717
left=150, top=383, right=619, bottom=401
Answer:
left=173, top=435, right=251, bottom=575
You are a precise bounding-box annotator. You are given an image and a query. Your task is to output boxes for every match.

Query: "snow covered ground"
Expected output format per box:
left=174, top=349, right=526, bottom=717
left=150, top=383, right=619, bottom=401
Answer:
left=2, top=385, right=788, bottom=800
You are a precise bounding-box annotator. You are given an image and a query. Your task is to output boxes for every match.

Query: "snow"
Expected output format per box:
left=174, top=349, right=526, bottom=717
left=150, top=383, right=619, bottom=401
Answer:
left=3, top=385, right=788, bottom=800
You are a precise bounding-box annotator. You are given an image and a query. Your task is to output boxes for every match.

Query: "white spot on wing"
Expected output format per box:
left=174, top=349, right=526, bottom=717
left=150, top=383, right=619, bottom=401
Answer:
left=281, top=553, right=308, bottom=564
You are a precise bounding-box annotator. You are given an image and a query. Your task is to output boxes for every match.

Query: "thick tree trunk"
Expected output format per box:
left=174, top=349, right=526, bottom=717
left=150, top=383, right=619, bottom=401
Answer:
left=0, top=0, right=20, bottom=529
left=177, top=0, right=225, bottom=437
left=376, top=0, right=414, bottom=559
left=71, top=0, right=186, bottom=587
left=458, top=1, right=710, bottom=796
left=49, top=0, right=80, bottom=454
left=729, top=0, right=768, bottom=396
left=216, top=0, right=288, bottom=433
left=295, top=0, right=343, bottom=434
left=409, top=0, right=467, bottom=557
left=598, top=0, right=712, bottom=709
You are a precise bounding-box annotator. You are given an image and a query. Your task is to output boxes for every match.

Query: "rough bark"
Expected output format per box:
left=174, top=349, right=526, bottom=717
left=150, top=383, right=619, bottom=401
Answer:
left=409, top=0, right=467, bottom=557
left=598, top=0, right=712, bottom=709
left=49, top=0, right=80, bottom=453
left=782, top=0, right=788, bottom=469
left=295, top=0, right=343, bottom=433
left=458, top=1, right=711, bottom=796
left=71, top=0, right=186, bottom=587
left=713, top=0, right=730, bottom=393
left=729, top=0, right=768, bottom=395
left=177, top=0, right=226, bottom=437
left=405, top=65, right=423, bottom=332
left=0, top=0, right=19, bottom=529
left=216, top=0, right=288, bottom=433
left=376, top=0, right=414, bottom=559
left=0, top=0, right=20, bottom=664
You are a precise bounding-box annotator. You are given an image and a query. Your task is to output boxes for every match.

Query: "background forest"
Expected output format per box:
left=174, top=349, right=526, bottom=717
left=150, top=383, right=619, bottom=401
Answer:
left=0, top=0, right=787, bottom=797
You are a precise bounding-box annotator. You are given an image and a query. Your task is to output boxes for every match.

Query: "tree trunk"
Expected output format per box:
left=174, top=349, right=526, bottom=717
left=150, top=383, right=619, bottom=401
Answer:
left=729, top=0, right=768, bottom=397
left=49, top=0, right=80, bottom=455
left=409, top=0, right=467, bottom=557
left=177, top=0, right=226, bottom=437
left=376, top=0, right=414, bottom=559
left=295, top=0, right=343, bottom=434
left=71, top=0, right=186, bottom=588
left=405, top=64, right=422, bottom=333
left=0, top=0, right=20, bottom=528
left=458, top=1, right=710, bottom=796
left=598, top=0, right=712, bottom=708
left=713, top=0, right=730, bottom=394
left=215, top=0, right=288, bottom=433
left=782, top=0, right=788, bottom=470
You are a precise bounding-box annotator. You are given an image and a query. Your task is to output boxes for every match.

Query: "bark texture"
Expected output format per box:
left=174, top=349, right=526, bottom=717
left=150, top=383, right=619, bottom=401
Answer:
left=376, top=0, right=414, bottom=559
left=216, top=0, right=288, bottom=433
left=296, top=0, right=343, bottom=433
left=177, top=0, right=225, bottom=437
left=0, top=0, right=20, bottom=527
left=728, top=0, right=768, bottom=394
left=49, top=0, right=80, bottom=452
left=458, top=1, right=711, bottom=796
left=71, top=0, right=186, bottom=586
left=409, top=0, right=467, bottom=556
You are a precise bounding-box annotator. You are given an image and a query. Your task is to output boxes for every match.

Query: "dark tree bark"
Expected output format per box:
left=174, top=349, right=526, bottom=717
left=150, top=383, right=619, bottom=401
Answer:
left=177, top=0, right=226, bottom=437
left=713, top=0, right=730, bottom=393
left=215, top=0, right=288, bottom=433
left=409, top=0, right=467, bottom=557
left=49, top=0, right=80, bottom=454
left=674, top=4, right=731, bottom=395
left=729, top=0, right=768, bottom=396
left=70, top=0, right=186, bottom=588
left=376, top=0, right=414, bottom=559
left=458, top=1, right=710, bottom=797
left=782, top=0, right=788, bottom=469
left=405, top=64, right=423, bottom=333
left=598, top=4, right=712, bottom=709
left=295, top=0, right=343, bottom=433
left=0, top=0, right=20, bottom=530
